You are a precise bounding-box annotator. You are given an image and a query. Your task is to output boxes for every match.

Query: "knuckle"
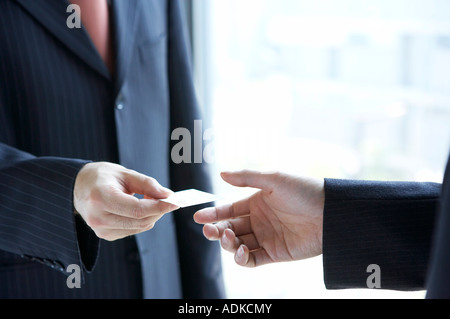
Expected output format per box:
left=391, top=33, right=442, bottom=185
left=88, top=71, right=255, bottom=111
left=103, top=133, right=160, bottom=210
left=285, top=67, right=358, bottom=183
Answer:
left=143, top=176, right=158, bottom=190
left=156, top=205, right=165, bottom=215
left=85, top=214, right=103, bottom=229
left=271, top=170, right=283, bottom=180
left=130, top=204, right=145, bottom=219
left=138, top=218, right=154, bottom=230
left=120, top=218, right=133, bottom=230
left=89, top=186, right=109, bottom=208
left=102, top=185, right=120, bottom=203
left=93, top=228, right=110, bottom=241
left=146, top=176, right=157, bottom=185
left=224, top=220, right=235, bottom=232
left=220, top=239, right=231, bottom=251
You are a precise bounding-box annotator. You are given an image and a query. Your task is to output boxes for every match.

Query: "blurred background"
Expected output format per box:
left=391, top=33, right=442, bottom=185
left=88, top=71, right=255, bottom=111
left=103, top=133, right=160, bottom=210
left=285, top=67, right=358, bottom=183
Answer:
left=184, top=0, right=450, bottom=299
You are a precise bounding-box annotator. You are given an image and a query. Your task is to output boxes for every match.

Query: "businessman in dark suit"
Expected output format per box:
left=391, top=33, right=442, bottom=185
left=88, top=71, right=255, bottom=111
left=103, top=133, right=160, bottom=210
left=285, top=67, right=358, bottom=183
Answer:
left=195, top=152, right=450, bottom=297
left=0, top=0, right=224, bottom=298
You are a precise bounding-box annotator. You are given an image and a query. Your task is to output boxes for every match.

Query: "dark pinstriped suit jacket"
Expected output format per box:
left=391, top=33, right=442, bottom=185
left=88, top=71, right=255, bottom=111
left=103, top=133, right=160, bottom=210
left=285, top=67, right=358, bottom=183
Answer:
left=0, top=0, right=224, bottom=298
left=323, top=152, right=450, bottom=297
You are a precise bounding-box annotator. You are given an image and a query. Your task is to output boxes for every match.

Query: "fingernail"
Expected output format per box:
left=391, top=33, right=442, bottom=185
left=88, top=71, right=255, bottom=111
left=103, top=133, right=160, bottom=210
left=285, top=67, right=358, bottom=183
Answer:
left=237, top=245, right=244, bottom=258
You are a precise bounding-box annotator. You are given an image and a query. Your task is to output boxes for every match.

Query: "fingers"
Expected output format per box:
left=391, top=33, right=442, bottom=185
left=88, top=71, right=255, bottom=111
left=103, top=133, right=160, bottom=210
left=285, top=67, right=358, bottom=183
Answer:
left=99, top=195, right=178, bottom=238
left=100, top=186, right=178, bottom=219
left=221, top=228, right=259, bottom=252
left=82, top=196, right=178, bottom=241
left=194, top=194, right=267, bottom=268
left=87, top=211, right=166, bottom=241
left=203, top=217, right=261, bottom=262
left=216, top=228, right=272, bottom=268
left=193, top=198, right=250, bottom=224
left=201, top=217, right=252, bottom=241
left=220, top=170, right=277, bottom=192
left=122, top=169, right=173, bottom=199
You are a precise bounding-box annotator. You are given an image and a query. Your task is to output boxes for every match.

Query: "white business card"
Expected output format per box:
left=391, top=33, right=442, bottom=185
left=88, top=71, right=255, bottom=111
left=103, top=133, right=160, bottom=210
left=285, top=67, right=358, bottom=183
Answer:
left=161, top=189, right=219, bottom=208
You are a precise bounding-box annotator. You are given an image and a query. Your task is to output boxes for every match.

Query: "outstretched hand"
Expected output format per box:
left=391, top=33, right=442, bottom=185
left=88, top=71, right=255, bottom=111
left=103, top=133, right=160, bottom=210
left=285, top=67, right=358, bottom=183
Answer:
left=194, top=170, right=325, bottom=267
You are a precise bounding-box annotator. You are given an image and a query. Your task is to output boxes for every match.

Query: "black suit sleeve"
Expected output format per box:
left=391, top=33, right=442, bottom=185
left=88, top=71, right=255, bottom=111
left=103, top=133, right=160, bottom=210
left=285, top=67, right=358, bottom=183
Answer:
left=425, top=154, right=450, bottom=298
left=167, top=0, right=225, bottom=299
left=323, top=178, right=441, bottom=290
left=0, top=142, right=98, bottom=275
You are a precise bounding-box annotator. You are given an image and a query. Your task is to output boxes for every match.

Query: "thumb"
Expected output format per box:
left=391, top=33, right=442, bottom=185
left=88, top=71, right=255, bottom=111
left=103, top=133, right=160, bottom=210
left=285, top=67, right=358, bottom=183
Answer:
left=122, top=169, right=173, bottom=199
left=220, top=170, right=276, bottom=192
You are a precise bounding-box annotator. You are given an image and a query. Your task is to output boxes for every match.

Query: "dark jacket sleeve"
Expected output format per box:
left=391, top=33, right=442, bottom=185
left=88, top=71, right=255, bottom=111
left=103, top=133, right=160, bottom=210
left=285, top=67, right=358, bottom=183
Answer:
left=0, top=142, right=98, bottom=276
left=167, top=0, right=225, bottom=299
left=323, top=178, right=441, bottom=291
left=425, top=154, right=450, bottom=298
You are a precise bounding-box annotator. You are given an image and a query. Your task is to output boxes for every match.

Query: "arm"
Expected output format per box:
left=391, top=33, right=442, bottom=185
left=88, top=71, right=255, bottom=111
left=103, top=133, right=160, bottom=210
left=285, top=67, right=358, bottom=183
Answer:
left=0, top=143, right=179, bottom=277
left=323, top=178, right=440, bottom=290
left=0, top=142, right=93, bottom=273
left=167, top=0, right=225, bottom=298
left=194, top=171, right=441, bottom=291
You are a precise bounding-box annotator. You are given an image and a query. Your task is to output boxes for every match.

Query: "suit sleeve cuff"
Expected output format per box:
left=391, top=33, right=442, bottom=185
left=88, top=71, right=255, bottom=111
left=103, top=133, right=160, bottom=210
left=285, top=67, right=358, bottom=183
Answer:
left=323, top=178, right=439, bottom=291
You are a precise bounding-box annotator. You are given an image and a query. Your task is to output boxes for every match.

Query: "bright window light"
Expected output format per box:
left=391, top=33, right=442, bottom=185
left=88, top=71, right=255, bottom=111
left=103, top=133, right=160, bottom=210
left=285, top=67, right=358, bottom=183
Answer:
left=192, top=0, right=450, bottom=299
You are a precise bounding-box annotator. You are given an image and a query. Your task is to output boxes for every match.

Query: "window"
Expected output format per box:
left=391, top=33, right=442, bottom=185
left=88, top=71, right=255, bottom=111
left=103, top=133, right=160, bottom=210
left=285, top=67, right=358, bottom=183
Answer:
left=191, top=0, right=450, bottom=298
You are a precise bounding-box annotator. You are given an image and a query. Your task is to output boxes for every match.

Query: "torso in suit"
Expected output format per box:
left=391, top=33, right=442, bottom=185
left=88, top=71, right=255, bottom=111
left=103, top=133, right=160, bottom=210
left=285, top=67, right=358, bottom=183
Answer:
left=323, top=151, right=450, bottom=297
left=0, top=0, right=224, bottom=298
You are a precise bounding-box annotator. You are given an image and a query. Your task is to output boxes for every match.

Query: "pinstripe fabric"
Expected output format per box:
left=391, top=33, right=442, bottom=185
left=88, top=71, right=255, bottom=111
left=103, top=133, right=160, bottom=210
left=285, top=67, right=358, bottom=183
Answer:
left=323, top=178, right=442, bottom=290
left=0, top=0, right=224, bottom=299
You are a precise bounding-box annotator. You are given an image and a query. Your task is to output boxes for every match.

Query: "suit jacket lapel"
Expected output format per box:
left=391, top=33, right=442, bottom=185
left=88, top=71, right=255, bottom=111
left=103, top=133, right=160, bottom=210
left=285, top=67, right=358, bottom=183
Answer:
left=15, top=0, right=110, bottom=80
left=110, top=0, right=141, bottom=95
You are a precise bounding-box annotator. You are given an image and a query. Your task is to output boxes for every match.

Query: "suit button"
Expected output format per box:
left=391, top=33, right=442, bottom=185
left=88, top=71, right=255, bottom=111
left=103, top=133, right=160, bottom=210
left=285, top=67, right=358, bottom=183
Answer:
left=115, top=94, right=125, bottom=110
